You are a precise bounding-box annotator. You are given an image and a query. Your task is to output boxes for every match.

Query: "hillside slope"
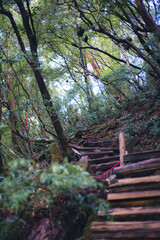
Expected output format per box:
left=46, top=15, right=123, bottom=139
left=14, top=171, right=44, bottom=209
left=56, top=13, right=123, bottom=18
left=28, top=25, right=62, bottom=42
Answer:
left=71, top=94, right=160, bottom=153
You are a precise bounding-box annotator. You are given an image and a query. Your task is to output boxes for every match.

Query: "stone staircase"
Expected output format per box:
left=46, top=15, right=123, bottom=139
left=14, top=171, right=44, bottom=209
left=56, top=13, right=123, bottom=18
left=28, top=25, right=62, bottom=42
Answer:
left=71, top=140, right=160, bottom=239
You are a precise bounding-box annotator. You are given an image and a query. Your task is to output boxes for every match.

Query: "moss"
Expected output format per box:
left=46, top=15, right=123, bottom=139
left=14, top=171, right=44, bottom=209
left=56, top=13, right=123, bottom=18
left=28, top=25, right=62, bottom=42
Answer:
left=50, top=142, right=63, bottom=163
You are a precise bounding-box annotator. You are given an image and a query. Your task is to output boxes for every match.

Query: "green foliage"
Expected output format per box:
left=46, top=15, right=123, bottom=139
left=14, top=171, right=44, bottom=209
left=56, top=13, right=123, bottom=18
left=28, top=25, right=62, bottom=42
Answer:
left=0, top=159, right=37, bottom=212
left=115, top=90, right=160, bottom=151
left=0, top=158, right=109, bottom=239
left=82, top=99, right=112, bottom=125
left=0, top=158, right=100, bottom=212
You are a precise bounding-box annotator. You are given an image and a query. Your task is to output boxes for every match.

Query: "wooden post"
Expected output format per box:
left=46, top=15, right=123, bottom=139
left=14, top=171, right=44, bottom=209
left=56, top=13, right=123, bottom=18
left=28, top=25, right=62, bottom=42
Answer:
left=119, top=132, right=126, bottom=166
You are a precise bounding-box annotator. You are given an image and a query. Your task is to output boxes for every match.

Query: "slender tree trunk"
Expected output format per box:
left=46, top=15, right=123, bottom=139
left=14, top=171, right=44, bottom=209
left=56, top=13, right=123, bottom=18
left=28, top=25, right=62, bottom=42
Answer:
left=119, top=43, right=144, bottom=92
left=32, top=65, right=72, bottom=159
left=75, top=20, right=94, bottom=109
left=6, top=32, right=23, bottom=154
left=0, top=101, right=2, bottom=174
left=79, top=43, right=93, bottom=109
left=7, top=58, right=18, bottom=148
left=0, top=0, right=72, bottom=160
left=0, top=62, right=2, bottom=173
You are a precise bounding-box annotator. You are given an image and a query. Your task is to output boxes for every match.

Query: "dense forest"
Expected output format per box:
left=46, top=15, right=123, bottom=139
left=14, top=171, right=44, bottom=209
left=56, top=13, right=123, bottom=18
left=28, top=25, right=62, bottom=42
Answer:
left=0, top=0, right=160, bottom=239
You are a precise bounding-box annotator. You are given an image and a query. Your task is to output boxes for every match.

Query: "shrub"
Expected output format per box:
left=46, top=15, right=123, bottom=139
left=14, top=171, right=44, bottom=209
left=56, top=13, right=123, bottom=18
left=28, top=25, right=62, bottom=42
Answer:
left=0, top=158, right=109, bottom=239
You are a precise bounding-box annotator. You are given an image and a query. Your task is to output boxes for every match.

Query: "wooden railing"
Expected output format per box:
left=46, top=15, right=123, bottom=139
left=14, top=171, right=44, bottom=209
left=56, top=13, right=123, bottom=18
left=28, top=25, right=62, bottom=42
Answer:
left=119, top=132, right=126, bottom=166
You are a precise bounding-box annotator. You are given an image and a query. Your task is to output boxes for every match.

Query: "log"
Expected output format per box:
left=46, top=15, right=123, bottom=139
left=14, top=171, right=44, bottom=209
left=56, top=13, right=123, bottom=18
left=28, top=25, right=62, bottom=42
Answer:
left=108, top=190, right=160, bottom=207
left=124, top=149, right=160, bottom=163
left=110, top=181, right=160, bottom=193
left=90, top=220, right=160, bottom=239
left=90, top=161, right=118, bottom=173
left=13, top=130, right=56, bottom=143
left=114, top=158, right=160, bottom=178
left=81, top=150, right=114, bottom=158
left=106, top=207, right=160, bottom=221
left=109, top=199, right=160, bottom=208
left=83, top=141, right=117, bottom=147
left=89, top=155, right=119, bottom=164
left=110, top=175, right=160, bottom=193
left=69, top=143, right=119, bottom=152
left=111, top=175, right=160, bottom=186
left=108, top=190, right=160, bottom=201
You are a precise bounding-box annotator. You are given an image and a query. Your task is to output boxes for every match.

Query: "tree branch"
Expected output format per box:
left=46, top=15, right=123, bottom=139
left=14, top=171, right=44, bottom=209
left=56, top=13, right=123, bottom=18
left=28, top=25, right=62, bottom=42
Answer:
left=13, top=130, right=55, bottom=144
left=78, top=44, right=141, bottom=70
left=0, top=1, right=27, bottom=56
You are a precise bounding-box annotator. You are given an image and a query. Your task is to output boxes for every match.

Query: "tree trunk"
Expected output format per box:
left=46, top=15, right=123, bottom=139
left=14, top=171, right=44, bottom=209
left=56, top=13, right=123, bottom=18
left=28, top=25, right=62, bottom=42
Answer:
left=6, top=32, right=24, bottom=154
left=0, top=102, right=2, bottom=174
left=135, top=0, right=158, bottom=33
left=7, top=58, right=19, bottom=149
left=76, top=21, right=94, bottom=109
left=0, top=64, right=2, bottom=173
left=0, top=0, right=72, bottom=160
left=32, top=66, right=72, bottom=159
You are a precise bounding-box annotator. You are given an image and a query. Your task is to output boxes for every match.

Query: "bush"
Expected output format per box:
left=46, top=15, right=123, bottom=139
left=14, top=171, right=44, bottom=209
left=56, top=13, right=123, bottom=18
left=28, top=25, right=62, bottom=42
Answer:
left=0, top=158, right=109, bottom=239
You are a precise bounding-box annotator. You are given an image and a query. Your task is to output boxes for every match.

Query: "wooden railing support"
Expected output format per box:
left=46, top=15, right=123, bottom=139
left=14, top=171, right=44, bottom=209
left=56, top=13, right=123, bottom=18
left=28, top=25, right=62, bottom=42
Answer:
left=119, top=132, right=126, bottom=166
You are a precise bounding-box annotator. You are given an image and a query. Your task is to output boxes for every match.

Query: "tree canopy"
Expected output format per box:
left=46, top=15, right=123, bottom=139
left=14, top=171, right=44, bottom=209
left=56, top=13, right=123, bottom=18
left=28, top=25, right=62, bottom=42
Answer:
left=0, top=0, right=160, bottom=239
left=0, top=0, right=159, bottom=160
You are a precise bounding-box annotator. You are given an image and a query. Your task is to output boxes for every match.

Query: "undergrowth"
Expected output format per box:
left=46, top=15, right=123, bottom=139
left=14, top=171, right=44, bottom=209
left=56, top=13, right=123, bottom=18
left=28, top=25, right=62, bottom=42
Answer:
left=0, top=158, right=109, bottom=240
left=73, top=89, right=160, bottom=152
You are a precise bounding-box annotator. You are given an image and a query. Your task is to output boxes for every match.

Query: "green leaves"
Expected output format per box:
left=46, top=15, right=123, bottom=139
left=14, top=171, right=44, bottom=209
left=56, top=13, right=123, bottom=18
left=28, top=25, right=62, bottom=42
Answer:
left=0, top=158, right=109, bottom=240
left=0, top=158, right=102, bottom=213
left=39, top=160, right=98, bottom=196
left=0, top=159, right=36, bottom=212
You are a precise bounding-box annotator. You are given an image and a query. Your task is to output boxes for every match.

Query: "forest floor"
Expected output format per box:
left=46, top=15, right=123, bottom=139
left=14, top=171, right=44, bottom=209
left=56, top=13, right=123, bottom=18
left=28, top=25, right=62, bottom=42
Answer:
left=71, top=97, right=160, bottom=153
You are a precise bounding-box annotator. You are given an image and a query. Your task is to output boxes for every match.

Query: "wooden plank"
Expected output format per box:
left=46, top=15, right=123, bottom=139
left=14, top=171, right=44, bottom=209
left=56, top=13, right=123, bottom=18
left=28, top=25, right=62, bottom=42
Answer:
left=119, top=132, right=125, bottom=166
left=69, top=143, right=119, bottom=152
left=90, top=221, right=160, bottom=238
left=124, top=149, right=160, bottom=163
left=89, top=155, right=119, bottom=164
left=91, top=220, right=160, bottom=230
left=108, top=207, right=160, bottom=216
left=110, top=181, right=160, bottom=193
left=114, top=158, right=160, bottom=177
left=90, top=161, right=119, bottom=172
left=81, top=150, right=114, bottom=158
left=111, top=175, right=160, bottom=186
left=106, top=207, right=160, bottom=221
left=109, top=199, right=160, bottom=208
left=108, top=190, right=160, bottom=201
left=83, top=141, right=117, bottom=147
left=110, top=175, right=160, bottom=192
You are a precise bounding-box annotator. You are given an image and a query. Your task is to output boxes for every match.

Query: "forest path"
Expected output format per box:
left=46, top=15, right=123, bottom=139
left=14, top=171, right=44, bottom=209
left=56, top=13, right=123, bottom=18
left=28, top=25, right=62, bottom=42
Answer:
left=72, top=140, right=160, bottom=239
